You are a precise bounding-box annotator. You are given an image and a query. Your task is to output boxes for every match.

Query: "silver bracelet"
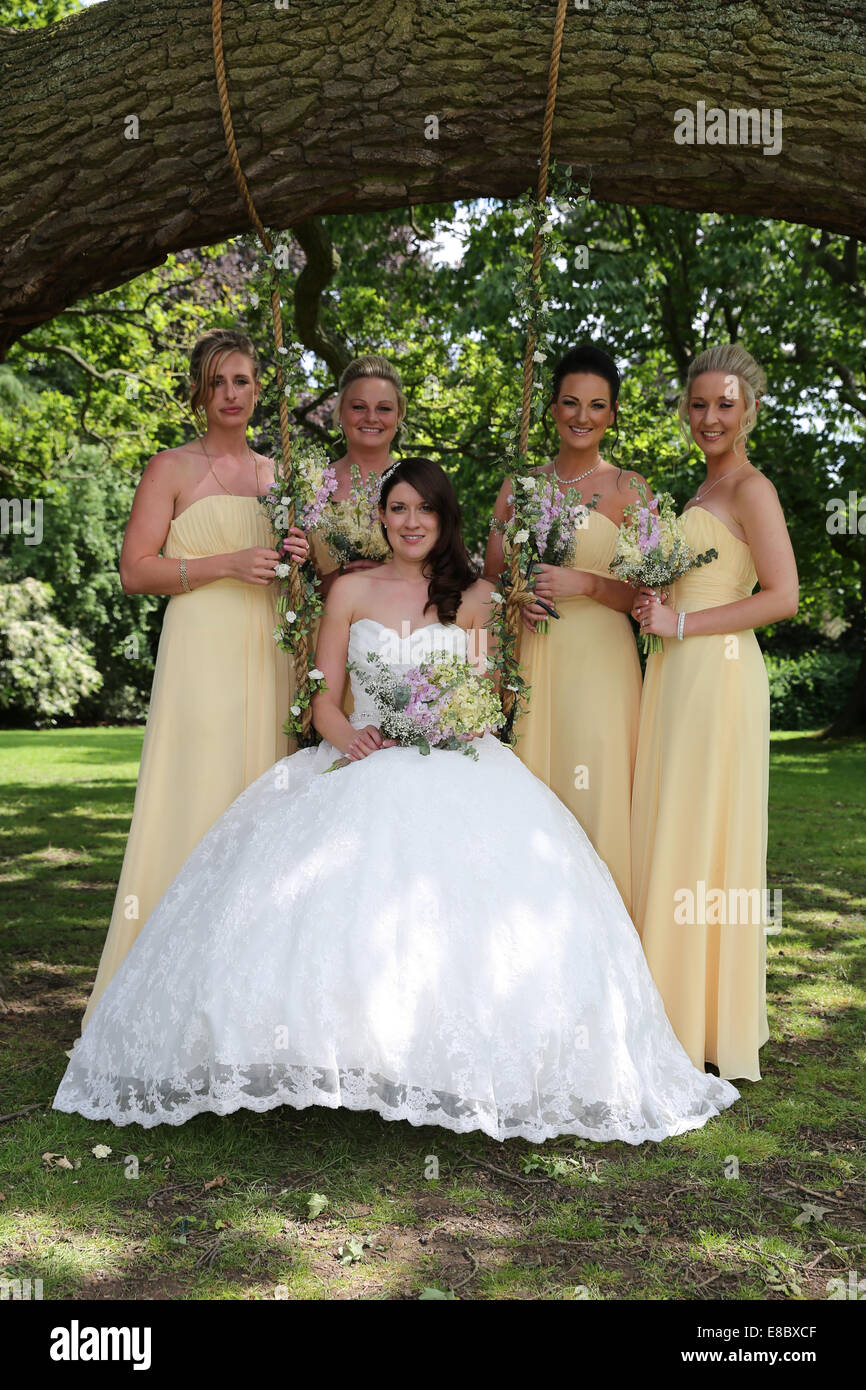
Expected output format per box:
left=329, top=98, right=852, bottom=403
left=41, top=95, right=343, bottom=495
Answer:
left=676, top=610, right=685, bottom=641
left=179, top=557, right=191, bottom=593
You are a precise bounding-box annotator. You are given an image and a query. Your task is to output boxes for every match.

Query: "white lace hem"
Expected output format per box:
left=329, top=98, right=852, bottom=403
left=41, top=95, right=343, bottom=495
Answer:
left=53, top=1062, right=739, bottom=1144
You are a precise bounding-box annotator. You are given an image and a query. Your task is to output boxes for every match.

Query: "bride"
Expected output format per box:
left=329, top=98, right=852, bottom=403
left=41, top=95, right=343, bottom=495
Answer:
left=54, top=459, right=739, bottom=1143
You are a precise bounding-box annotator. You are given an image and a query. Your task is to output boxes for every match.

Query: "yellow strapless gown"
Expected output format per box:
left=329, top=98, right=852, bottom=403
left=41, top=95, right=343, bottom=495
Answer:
left=81, top=495, right=292, bottom=1029
left=630, top=507, right=770, bottom=1080
left=515, top=510, right=642, bottom=911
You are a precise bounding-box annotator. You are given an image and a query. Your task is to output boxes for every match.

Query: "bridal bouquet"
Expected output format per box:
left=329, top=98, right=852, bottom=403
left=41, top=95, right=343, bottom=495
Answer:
left=609, top=485, right=718, bottom=654
left=318, top=463, right=391, bottom=566
left=492, top=473, right=597, bottom=634
left=326, top=651, right=504, bottom=769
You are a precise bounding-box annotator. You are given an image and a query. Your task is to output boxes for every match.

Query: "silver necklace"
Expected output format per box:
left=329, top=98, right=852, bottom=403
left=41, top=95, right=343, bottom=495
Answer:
left=553, top=459, right=599, bottom=487
left=693, top=458, right=749, bottom=503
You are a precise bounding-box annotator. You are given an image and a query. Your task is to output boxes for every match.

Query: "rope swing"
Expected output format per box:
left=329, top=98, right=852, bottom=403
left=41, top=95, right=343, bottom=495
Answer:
left=501, top=0, right=569, bottom=734
left=211, top=0, right=313, bottom=738
left=209, top=0, right=569, bottom=739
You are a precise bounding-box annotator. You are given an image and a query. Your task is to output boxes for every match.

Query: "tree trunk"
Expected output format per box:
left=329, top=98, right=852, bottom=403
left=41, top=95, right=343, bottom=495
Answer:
left=1, top=0, right=865, bottom=355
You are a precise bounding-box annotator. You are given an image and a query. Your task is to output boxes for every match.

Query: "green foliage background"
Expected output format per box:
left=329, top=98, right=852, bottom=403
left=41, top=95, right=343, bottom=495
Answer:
left=0, top=1, right=863, bottom=728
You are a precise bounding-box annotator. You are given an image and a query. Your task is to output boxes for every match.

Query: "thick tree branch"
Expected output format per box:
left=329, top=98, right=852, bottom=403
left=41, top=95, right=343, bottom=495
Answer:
left=805, top=235, right=866, bottom=307
left=292, top=218, right=351, bottom=381
left=1, top=0, right=865, bottom=356
left=828, top=356, right=866, bottom=418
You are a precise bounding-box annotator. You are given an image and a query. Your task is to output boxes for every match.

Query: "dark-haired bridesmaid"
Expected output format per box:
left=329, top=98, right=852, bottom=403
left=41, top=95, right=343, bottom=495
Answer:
left=485, top=345, right=645, bottom=911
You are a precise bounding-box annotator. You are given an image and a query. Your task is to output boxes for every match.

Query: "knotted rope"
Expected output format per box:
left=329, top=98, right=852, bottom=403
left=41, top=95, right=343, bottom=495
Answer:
left=211, top=0, right=313, bottom=740
left=501, top=0, right=569, bottom=730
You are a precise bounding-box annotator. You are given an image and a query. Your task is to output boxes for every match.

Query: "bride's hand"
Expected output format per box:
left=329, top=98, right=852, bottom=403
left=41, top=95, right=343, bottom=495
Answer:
left=345, top=725, right=396, bottom=760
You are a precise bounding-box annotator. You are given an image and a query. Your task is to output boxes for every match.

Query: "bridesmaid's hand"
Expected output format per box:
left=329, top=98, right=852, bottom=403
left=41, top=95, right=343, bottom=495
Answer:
left=228, top=546, right=283, bottom=585
left=633, top=589, right=678, bottom=637
left=279, top=527, right=310, bottom=565
left=521, top=600, right=549, bottom=632
left=345, top=725, right=398, bottom=760
left=633, top=584, right=669, bottom=607
left=531, top=563, right=587, bottom=601
left=631, top=586, right=669, bottom=621
left=341, top=559, right=383, bottom=573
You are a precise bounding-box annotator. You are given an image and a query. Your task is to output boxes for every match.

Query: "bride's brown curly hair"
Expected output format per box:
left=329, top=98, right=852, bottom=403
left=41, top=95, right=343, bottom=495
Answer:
left=378, top=458, right=478, bottom=624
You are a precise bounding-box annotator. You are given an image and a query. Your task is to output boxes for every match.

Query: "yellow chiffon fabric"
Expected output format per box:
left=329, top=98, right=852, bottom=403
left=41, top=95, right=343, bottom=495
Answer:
left=81, top=495, right=292, bottom=1029
left=515, top=510, right=642, bottom=911
left=630, top=507, right=770, bottom=1081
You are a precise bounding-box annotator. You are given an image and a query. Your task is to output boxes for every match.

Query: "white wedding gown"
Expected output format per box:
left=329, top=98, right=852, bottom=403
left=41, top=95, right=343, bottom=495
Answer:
left=54, top=619, right=739, bottom=1141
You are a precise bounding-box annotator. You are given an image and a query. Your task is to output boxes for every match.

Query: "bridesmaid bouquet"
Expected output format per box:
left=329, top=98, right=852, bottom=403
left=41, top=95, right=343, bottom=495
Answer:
left=319, top=463, right=391, bottom=565
left=291, top=444, right=339, bottom=530
left=609, top=485, right=718, bottom=654
left=493, top=473, right=597, bottom=634
left=326, top=652, right=504, bottom=769
left=260, top=441, right=338, bottom=538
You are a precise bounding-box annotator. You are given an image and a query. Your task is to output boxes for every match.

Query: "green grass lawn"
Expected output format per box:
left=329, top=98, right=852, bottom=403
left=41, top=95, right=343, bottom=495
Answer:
left=0, top=727, right=864, bottom=1301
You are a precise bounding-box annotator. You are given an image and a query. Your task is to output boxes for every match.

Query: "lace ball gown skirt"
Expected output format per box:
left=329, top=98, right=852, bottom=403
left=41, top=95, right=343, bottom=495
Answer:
left=54, top=621, right=738, bottom=1142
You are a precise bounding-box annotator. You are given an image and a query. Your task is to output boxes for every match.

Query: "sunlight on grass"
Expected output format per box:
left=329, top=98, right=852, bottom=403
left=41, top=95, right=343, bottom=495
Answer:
left=0, top=727, right=863, bottom=1300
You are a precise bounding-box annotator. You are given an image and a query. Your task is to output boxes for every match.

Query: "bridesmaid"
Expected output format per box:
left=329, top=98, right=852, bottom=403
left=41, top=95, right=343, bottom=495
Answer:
left=485, top=345, right=645, bottom=911
left=311, top=354, right=406, bottom=597
left=631, top=344, right=798, bottom=1081
left=81, top=328, right=309, bottom=1030
left=310, top=354, right=407, bottom=710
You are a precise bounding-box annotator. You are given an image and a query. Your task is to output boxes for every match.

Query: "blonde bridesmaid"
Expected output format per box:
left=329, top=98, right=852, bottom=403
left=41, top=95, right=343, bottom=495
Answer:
left=310, top=355, right=407, bottom=710
left=485, top=345, right=645, bottom=911
left=631, top=344, right=798, bottom=1081
left=81, top=329, right=309, bottom=1030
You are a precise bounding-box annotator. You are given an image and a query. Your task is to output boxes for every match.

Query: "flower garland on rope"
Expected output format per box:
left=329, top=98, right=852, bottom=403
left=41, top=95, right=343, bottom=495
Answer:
left=233, top=230, right=337, bottom=744
left=488, top=163, right=593, bottom=743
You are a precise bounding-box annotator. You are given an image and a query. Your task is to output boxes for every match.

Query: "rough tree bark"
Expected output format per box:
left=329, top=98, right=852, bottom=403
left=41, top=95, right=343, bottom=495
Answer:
left=1, top=0, right=865, bottom=356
